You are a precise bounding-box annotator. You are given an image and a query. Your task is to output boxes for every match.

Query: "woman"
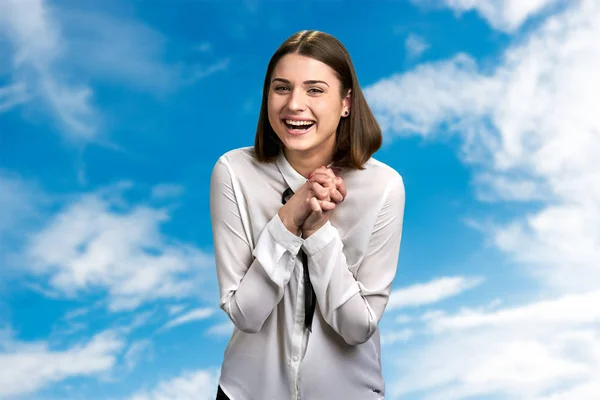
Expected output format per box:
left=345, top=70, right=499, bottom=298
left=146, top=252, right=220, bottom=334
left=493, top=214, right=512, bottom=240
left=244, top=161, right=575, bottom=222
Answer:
left=210, top=30, right=405, bottom=400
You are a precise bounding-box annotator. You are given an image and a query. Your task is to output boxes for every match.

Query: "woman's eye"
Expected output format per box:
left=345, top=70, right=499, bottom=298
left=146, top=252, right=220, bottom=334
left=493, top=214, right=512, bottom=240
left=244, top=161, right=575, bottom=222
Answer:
left=274, top=86, right=289, bottom=91
left=308, top=88, right=324, bottom=94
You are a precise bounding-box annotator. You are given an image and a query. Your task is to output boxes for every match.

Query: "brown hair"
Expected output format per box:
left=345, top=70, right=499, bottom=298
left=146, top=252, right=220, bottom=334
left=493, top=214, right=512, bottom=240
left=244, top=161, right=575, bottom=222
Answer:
left=254, top=30, right=382, bottom=170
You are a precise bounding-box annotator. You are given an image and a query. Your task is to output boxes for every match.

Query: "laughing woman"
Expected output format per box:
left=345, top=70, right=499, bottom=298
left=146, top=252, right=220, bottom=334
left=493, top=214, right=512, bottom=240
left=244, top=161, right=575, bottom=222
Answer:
left=210, top=30, right=405, bottom=400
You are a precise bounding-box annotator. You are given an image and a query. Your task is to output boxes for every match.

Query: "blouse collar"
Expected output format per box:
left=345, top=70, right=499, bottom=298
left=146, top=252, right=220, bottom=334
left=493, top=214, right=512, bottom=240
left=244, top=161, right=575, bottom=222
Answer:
left=275, top=151, right=308, bottom=193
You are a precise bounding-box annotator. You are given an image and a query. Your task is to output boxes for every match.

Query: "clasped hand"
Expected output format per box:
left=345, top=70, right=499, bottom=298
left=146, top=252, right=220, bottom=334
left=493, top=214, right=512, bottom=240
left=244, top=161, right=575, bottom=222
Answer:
left=278, top=166, right=346, bottom=238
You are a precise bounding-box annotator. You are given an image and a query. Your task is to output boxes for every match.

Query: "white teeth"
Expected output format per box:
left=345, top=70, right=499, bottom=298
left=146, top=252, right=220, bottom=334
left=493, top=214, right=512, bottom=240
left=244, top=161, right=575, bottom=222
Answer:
left=285, top=119, right=314, bottom=126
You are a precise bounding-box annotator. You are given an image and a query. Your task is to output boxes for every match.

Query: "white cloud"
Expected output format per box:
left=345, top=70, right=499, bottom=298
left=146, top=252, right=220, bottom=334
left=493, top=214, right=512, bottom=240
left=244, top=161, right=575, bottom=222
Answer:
left=387, top=277, right=483, bottom=310
left=0, top=172, right=38, bottom=237
left=473, top=172, right=552, bottom=202
left=129, top=369, right=220, bottom=400
left=405, top=33, right=429, bottom=59
left=186, top=58, right=230, bottom=84
left=389, top=291, right=600, bottom=399
left=366, top=0, right=600, bottom=292
left=0, top=329, right=124, bottom=399
left=366, top=53, right=500, bottom=145
left=119, top=311, right=156, bottom=335
left=413, top=0, right=562, bottom=32
left=0, top=81, right=30, bottom=112
left=195, top=42, right=212, bottom=52
left=534, top=381, right=600, bottom=400
left=0, top=171, right=46, bottom=269
left=428, top=290, right=600, bottom=333
left=168, top=304, right=187, bottom=316
left=494, top=203, right=600, bottom=292
left=59, top=9, right=178, bottom=93
left=0, top=0, right=221, bottom=140
left=394, top=314, right=414, bottom=324
left=162, top=308, right=215, bottom=331
left=205, top=321, right=234, bottom=337
left=381, top=329, right=414, bottom=346
left=20, top=183, right=214, bottom=311
left=0, top=0, right=98, bottom=139
left=58, top=13, right=228, bottom=89
left=63, top=306, right=90, bottom=320
left=366, top=1, right=600, bottom=398
left=124, top=339, right=152, bottom=371
left=151, top=184, right=185, bottom=200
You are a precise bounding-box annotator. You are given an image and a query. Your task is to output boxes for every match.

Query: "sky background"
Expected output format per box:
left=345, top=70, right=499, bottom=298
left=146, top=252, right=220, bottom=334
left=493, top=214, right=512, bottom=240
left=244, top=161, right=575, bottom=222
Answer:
left=1, top=0, right=599, bottom=399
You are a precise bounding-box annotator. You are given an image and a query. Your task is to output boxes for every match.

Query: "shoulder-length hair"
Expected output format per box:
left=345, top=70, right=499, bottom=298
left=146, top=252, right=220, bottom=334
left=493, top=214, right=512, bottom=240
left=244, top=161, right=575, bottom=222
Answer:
left=254, top=30, right=382, bottom=170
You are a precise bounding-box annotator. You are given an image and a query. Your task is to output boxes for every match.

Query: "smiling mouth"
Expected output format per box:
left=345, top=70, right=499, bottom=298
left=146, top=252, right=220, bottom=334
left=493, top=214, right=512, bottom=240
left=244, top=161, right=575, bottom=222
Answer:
left=283, top=119, right=315, bottom=131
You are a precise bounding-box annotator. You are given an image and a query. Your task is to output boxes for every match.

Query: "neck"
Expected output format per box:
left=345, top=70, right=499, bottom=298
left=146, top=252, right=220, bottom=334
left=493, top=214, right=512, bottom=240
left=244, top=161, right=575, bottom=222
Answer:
left=284, top=147, right=334, bottom=178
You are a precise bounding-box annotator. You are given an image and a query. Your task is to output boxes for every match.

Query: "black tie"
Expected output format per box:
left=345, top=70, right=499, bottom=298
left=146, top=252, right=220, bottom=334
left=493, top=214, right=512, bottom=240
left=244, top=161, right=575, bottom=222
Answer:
left=282, top=187, right=316, bottom=331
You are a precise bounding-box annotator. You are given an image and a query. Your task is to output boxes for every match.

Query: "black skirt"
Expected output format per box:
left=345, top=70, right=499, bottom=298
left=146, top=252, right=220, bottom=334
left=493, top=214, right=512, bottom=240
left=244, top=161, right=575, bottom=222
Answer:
left=216, top=385, right=230, bottom=400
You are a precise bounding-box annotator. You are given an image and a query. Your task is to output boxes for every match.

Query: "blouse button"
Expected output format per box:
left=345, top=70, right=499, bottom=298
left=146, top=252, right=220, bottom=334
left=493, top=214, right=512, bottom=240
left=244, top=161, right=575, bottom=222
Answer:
left=293, top=355, right=299, bottom=362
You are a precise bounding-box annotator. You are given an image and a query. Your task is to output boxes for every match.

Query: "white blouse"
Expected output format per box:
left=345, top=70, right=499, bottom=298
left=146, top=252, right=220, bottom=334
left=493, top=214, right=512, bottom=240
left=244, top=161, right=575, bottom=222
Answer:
left=210, top=147, right=405, bottom=400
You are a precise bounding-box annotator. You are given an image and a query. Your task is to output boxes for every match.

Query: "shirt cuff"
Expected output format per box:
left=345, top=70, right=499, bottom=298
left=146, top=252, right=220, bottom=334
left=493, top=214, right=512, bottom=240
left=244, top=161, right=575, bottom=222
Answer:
left=267, top=213, right=304, bottom=256
left=302, top=221, right=338, bottom=256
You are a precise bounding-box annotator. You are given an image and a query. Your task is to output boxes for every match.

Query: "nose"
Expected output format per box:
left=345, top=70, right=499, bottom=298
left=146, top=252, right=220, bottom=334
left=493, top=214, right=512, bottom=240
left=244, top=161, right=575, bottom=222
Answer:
left=286, top=88, right=306, bottom=112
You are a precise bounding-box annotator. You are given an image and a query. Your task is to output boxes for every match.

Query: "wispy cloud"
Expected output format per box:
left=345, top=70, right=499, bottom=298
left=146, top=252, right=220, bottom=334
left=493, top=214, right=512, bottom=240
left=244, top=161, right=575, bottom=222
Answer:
left=186, top=58, right=230, bottom=85
left=124, top=339, right=153, bottom=371
left=0, top=171, right=46, bottom=269
left=59, top=9, right=179, bottom=93
left=389, top=290, right=600, bottom=399
left=0, top=81, right=30, bottom=112
left=195, top=42, right=212, bottom=53
left=427, top=290, right=600, bottom=333
left=0, top=172, right=39, bottom=238
left=206, top=321, right=234, bottom=337
left=0, top=329, right=124, bottom=399
left=0, top=0, right=98, bottom=139
left=394, top=314, right=414, bottom=324
left=151, top=184, right=185, bottom=200
left=163, top=308, right=215, bottom=331
left=0, top=1, right=227, bottom=141
left=473, top=172, right=552, bottom=203
left=405, top=33, right=429, bottom=59
left=411, top=0, right=562, bottom=32
left=129, top=368, right=220, bottom=400
left=381, top=329, right=414, bottom=346
left=167, top=304, right=187, bottom=316
left=388, top=276, right=483, bottom=310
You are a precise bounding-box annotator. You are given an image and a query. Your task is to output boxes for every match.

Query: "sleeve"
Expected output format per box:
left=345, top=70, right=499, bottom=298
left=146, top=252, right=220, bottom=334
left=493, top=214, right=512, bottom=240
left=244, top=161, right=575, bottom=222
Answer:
left=210, top=158, right=304, bottom=333
left=302, top=174, right=405, bottom=345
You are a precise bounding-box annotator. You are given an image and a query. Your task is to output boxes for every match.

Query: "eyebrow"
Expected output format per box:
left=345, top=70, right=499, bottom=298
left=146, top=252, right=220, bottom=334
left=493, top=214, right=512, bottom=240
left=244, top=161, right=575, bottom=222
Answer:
left=271, top=78, right=330, bottom=87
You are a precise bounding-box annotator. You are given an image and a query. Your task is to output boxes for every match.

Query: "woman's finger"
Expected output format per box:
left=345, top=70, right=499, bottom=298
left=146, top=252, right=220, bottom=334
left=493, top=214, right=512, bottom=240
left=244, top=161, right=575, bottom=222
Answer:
left=309, top=182, right=330, bottom=200
left=334, top=176, right=347, bottom=199
left=309, top=196, right=323, bottom=213
left=309, top=173, right=335, bottom=188
left=309, top=166, right=336, bottom=180
left=311, top=170, right=345, bottom=192
left=330, top=190, right=343, bottom=203
left=310, top=175, right=344, bottom=203
left=317, top=199, right=336, bottom=211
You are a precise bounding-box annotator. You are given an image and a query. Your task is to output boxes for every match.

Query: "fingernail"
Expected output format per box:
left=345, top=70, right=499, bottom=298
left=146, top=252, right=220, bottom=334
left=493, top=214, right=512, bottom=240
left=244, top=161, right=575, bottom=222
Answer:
left=308, top=173, right=313, bottom=179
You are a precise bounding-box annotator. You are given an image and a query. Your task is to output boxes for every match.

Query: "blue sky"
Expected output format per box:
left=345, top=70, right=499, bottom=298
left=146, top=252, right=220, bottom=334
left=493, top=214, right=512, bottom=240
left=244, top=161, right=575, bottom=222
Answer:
left=1, top=0, right=600, bottom=399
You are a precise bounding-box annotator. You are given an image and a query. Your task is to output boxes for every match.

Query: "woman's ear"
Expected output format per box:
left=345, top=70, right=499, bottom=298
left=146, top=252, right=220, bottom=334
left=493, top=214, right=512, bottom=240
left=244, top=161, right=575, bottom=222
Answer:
left=342, top=88, right=352, bottom=116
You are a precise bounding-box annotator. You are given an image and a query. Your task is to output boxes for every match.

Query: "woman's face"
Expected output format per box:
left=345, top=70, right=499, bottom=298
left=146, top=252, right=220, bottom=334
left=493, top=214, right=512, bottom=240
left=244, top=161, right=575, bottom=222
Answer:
left=267, top=53, right=350, bottom=159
